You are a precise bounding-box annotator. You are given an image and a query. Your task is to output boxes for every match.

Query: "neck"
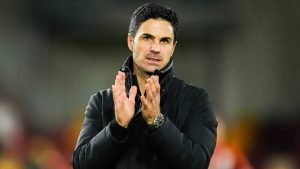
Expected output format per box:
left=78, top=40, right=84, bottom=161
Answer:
left=133, top=63, right=151, bottom=95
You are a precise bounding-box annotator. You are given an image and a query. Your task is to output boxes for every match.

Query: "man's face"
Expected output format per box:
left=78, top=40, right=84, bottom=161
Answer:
left=128, top=18, right=177, bottom=74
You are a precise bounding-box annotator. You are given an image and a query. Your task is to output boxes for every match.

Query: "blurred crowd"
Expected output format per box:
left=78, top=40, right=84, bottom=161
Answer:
left=0, top=94, right=81, bottom=169
left=0, top=94, right=299, bottom=169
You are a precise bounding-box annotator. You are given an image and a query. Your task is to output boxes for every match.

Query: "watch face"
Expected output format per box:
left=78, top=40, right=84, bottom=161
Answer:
left=153, top=114, right=164, bottom=128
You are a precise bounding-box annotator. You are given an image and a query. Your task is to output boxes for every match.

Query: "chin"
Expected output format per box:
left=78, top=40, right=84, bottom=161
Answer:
left=143, top=69, right=154, bottom=74
left=146, top=67, right=159, bottom=73
left=140, top=64, right=161, bottom=74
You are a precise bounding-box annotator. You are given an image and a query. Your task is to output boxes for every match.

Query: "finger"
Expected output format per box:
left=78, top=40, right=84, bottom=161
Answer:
left=118, top=71, right=125, bottom=86
left=112, top=85, right=116, bottom=99
left=145, top=84, right=153, bottom=101
left=119, top=71, right=127, bottom=97
left=141, top=95, right=148, bottom=108
left=113, top=74, right=123, bottom=98
left=115, top=74, right=123, bottom=91
left=114, top=74, right=119, bottom=86
left=116, top=72, right=126, bottom=98
left=152, top=76, right=160, bottom=94
left=129, top=86, right=137, bottom=103
left=147, top=77, right=156, bottom=94
left=115, top=75, right=122, bottom=96
left=149, top=76, right=160, bottom=96
left=112, top=85, right=120, bottom=106
left=116, top=72, right=122, bottom=88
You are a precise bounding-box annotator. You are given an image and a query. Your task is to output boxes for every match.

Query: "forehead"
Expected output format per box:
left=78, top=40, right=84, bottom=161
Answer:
left=136, top=19, right=174, bottom=38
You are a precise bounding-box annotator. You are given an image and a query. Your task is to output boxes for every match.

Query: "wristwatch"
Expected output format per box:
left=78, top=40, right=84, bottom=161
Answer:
left=150, top=114, right=165, bottom=128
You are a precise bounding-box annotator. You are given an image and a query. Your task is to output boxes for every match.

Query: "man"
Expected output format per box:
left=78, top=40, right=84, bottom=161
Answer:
left=72, top=3, right=217, bottom=169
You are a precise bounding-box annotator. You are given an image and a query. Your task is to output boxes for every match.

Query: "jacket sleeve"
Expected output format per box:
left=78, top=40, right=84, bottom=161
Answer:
left=147, top=88, right=217, bottom=169
left=72, top=91, right=129, bottom=169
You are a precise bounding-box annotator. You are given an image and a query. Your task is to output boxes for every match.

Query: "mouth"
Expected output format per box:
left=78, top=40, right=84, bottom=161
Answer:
left=145, top=57, right=162, bottom=65
left=146, top=54, right=162, bottom=62
left=147, top=57, right=161, bottom=61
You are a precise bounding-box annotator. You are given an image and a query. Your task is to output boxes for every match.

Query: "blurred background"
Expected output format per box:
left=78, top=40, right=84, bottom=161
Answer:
left=0, top=0, right=299, bottom=169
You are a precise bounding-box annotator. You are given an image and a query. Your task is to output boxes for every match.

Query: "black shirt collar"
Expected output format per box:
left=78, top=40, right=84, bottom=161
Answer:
left=120, top=56, right=174, bottom=94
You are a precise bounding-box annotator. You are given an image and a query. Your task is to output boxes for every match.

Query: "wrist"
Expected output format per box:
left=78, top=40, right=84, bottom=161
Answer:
left=116, top=119, right=129, bottom=128
left=146, top=116, right=155, bottom=125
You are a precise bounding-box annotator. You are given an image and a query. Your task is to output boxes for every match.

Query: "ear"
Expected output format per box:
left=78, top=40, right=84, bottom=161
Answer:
left=127, top=33, right=134, bottom=51
left=171, top=40, right=177, bottom=56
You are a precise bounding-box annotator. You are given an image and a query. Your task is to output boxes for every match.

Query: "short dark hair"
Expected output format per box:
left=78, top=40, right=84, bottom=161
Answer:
left=129, top=3, right=179, bottom=42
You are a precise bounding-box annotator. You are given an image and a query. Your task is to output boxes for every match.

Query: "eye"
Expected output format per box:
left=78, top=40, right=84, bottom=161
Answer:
left=143, top=35, right=152, bottom=41
left=161, top=38, right=171, bottom=44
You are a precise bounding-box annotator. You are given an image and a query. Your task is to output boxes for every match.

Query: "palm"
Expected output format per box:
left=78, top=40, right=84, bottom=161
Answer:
left=112, top=72, right=137, bottom=128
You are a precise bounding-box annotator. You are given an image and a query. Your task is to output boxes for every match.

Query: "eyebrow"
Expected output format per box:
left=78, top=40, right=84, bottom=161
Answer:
left=141, top=33, right=173, bottom=41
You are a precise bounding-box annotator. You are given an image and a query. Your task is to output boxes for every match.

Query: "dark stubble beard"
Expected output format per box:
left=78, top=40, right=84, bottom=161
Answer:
left=134, top=62, right=158, bottom=76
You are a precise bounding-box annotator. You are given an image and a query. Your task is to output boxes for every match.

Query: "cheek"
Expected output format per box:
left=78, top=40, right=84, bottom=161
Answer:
left=137, top=41, right=151, bottom=50
left=163, top=47, right=174, bottom=57
left=133, top=43, right=144, bottom=55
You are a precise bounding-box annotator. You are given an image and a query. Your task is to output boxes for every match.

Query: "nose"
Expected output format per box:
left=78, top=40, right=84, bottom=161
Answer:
left=150, top=43, right=160, bottom=53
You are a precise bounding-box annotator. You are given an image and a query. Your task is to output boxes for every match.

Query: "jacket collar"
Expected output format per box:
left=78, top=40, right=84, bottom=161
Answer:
left=120, top=56, right=174, bottom=95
